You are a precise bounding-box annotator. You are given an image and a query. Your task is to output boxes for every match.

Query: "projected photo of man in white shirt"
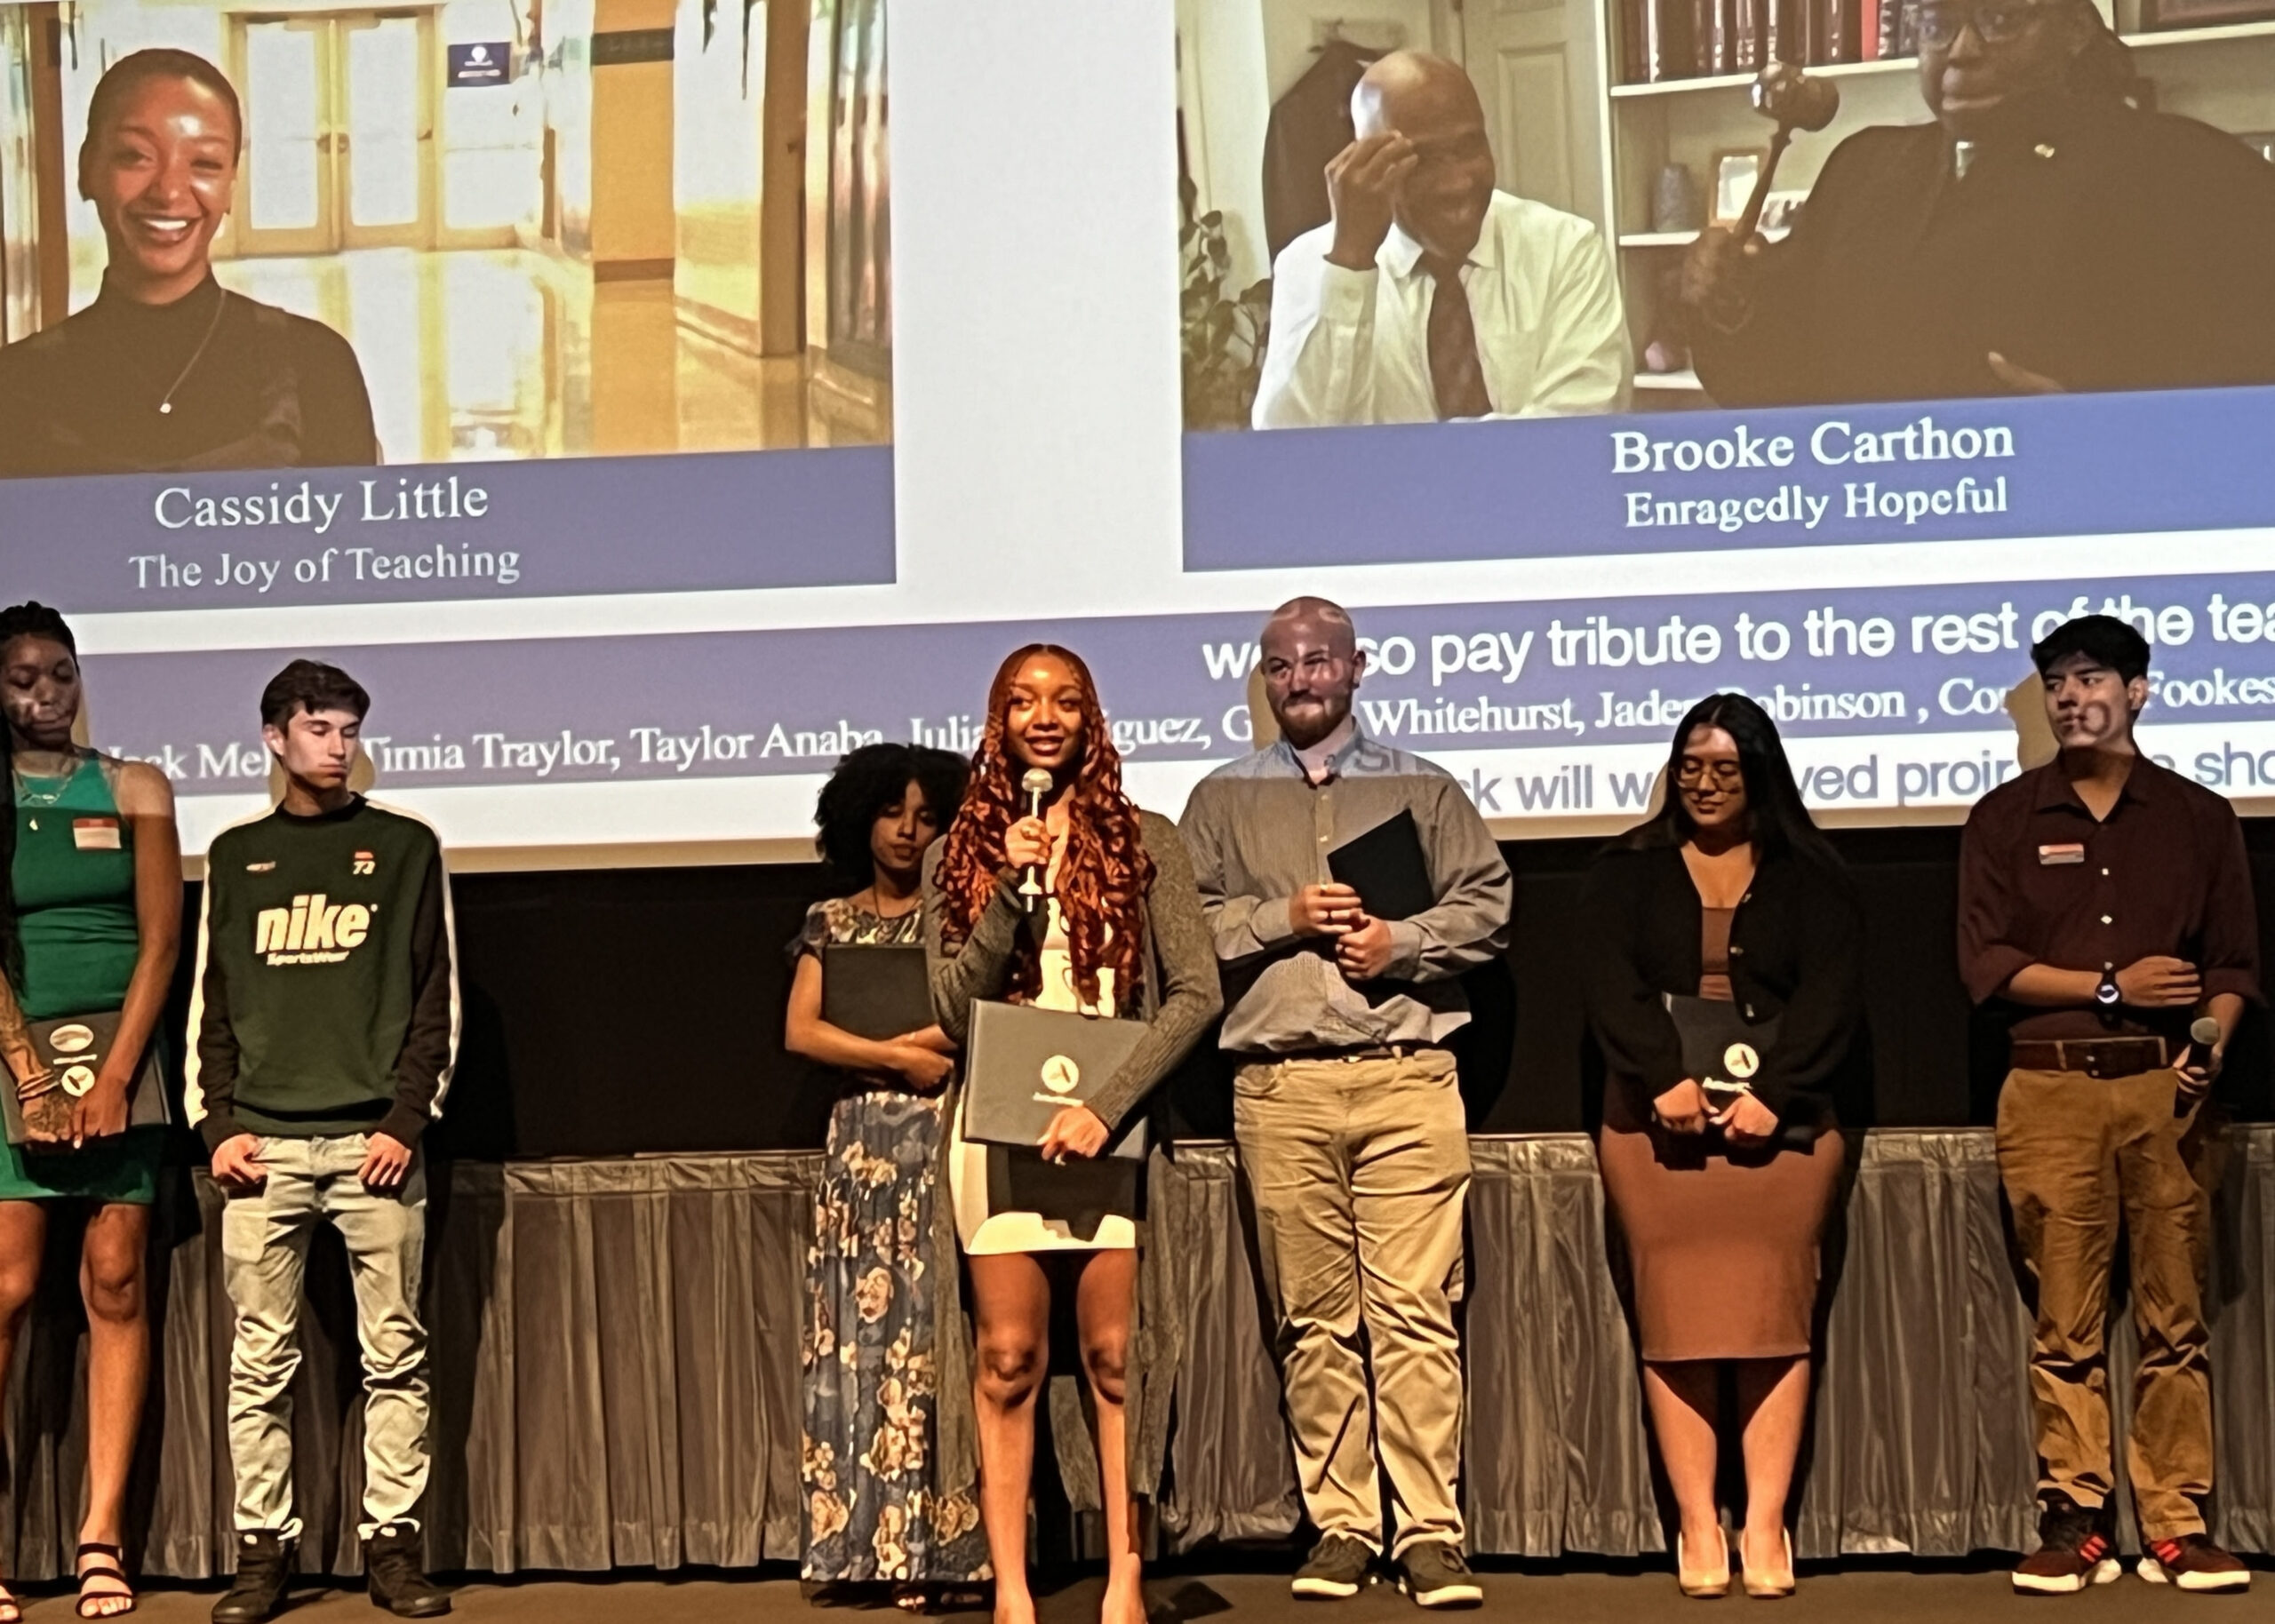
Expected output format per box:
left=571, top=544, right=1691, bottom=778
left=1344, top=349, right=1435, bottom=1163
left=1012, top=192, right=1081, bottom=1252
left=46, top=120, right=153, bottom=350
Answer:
left=1252, top=51, right=1630, bottom=429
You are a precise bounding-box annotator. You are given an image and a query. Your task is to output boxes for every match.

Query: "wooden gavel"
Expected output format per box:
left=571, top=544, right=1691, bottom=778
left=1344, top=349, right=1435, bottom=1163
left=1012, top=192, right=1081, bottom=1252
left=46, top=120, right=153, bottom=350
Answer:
left=1735, top=63, right=1841, bottom=241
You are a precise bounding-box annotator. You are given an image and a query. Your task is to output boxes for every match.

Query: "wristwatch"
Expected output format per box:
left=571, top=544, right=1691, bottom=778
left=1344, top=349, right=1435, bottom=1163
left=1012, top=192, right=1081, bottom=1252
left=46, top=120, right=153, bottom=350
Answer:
left=2094, top=964, right=2121, bottom=1023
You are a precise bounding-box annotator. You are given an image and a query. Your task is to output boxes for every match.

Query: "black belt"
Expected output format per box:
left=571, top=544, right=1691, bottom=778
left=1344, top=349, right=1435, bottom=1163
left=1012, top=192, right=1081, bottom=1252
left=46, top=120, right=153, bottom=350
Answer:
left=2009, top=1036, right=2172, bottom=1079
left=1248, top=1042, right=1444, bottom=1065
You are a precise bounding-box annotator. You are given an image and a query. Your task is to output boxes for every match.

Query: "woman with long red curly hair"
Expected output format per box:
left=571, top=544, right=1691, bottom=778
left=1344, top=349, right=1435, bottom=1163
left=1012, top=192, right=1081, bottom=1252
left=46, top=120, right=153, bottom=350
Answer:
left=922, top=645, right=1218, bottom=1624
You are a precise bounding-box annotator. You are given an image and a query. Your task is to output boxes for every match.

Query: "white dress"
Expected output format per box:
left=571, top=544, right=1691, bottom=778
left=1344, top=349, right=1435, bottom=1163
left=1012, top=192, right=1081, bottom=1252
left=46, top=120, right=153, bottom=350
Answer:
left=947, top=896, right=1138, bottom=1254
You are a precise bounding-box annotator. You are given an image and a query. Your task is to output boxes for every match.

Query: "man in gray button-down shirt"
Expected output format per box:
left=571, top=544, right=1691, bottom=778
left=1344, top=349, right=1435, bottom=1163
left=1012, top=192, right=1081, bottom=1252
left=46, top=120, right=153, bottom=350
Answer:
left=1179, top=598, right=1511, bottom=1607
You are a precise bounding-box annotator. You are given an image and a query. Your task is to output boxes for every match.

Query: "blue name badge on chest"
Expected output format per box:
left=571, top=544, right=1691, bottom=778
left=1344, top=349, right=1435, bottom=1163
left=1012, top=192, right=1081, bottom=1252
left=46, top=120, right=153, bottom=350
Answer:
left=72, top=817, right=121, bottom=851
left=2038, top=842, right=2086, bottom=865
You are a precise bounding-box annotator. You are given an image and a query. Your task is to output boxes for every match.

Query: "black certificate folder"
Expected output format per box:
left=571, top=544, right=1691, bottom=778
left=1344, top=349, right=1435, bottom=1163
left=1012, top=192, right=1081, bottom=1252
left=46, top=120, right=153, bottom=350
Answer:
left=1328, top=808, right=1435, bottom=921
left=963, top=999, right=1148, bottom=1159
left=1663, top=992, right=1781, bottom=1090
left=822, top=943, right=934, bottom=1039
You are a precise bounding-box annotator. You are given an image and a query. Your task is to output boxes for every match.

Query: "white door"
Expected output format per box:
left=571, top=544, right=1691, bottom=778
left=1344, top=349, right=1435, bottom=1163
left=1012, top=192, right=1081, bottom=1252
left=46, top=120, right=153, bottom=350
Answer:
left=1460, top=0, right=1608, bottom=234
left=236, top=16, right=337, bottom=256
left=338, top=12, right=433, bottom=249
left=233, top=11, right=435, bottom=257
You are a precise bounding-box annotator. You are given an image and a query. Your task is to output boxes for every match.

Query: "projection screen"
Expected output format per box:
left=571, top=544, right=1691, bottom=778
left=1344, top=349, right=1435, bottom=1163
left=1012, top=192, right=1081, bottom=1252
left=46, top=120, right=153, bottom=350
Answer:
left=2, top=0, right=2269, bottom=865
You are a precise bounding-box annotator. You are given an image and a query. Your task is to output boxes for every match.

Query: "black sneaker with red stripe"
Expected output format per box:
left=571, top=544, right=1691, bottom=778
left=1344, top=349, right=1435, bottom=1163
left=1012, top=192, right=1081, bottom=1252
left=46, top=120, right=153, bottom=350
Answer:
left=2139, top=1534, right=2252, bottom=1593
left=2012, top=1496, right=2120, bottom=1595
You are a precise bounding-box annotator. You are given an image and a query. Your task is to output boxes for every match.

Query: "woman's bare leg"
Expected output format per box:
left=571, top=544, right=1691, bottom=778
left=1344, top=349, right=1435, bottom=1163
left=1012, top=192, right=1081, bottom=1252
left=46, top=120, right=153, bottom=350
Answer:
left=0, top=1201, right=48, bottom=1618
left=1641, top=1359, right=1724, bottom=1564
left=1734, top=1356, right=1810, bottom=1579
left=1075, top=1248, right=1142, bottom=1624
left=970, top=1253, right=1050, bottom=1624
left=77, top=1202, right=149, bottom=1615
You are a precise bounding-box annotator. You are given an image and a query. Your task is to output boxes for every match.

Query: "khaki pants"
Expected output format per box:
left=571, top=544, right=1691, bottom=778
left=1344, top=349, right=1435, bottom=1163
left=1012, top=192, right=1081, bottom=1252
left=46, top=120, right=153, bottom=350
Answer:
left=1233, top=1050, right=1470, bottom=1556
left=221, top=1134, right=430, bottom=1540
left=1995, top=1067, right=2217, bottom=1541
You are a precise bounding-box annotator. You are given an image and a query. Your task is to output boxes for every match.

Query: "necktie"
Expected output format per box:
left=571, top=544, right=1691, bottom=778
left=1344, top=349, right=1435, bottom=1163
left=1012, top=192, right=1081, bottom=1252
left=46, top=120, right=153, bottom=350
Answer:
left=1423, top=253, right=1492, bottom=421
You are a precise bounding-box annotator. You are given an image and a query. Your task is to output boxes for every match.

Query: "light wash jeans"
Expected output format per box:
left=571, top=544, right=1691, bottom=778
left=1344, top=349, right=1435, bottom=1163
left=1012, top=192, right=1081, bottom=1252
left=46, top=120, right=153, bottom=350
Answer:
left=220, top=1133, right=429, bottom=1540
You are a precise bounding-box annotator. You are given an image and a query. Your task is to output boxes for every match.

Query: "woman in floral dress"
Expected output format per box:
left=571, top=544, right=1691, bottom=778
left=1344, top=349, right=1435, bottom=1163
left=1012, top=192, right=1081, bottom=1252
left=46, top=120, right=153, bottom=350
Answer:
left=788, top=743, right=989, bottom=1606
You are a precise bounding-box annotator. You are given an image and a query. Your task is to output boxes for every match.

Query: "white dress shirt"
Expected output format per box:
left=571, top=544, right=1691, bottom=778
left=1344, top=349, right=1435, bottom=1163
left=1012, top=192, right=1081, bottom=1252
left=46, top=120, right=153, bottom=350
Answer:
left=1251, top=189, right=1631, bottom=428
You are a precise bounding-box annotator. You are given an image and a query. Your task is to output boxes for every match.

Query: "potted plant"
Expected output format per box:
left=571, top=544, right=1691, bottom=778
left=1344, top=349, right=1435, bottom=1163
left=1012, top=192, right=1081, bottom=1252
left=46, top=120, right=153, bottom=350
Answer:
left=1179, top=175, right=1273, bottom=431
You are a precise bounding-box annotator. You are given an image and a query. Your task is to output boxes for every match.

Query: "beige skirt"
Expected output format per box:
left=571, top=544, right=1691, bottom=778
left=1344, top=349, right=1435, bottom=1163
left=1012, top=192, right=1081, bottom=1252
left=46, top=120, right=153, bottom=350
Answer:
left=948, top=1095, right=1138, bottom=1255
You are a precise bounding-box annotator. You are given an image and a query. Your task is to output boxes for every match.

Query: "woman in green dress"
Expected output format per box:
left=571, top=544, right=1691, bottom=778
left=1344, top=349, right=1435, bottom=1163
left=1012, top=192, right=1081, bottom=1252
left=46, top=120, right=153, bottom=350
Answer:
left=0, top=602, right=181, bottom=1620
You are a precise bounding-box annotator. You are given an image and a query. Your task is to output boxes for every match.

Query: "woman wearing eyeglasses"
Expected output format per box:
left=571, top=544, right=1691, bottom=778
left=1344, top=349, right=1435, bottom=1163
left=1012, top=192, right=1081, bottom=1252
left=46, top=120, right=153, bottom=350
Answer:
left=1577, top=694, right=1864, bottom=1599
left=1678, top=0, right=2275, bottom=404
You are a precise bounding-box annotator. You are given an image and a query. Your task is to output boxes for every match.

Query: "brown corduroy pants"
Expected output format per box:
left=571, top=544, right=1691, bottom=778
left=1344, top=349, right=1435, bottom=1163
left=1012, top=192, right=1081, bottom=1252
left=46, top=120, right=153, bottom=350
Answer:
left=1995, top=1065, right=2219, bottom=1540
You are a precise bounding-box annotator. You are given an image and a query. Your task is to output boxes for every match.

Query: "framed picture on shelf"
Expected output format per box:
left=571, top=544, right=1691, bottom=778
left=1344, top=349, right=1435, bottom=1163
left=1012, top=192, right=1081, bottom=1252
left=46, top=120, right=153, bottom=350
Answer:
left=2141, top=0, right=2275, bottom=27
left=1711, top=149, right=1765, bottom=227
left=1759, top=190, right=1808, bottom=233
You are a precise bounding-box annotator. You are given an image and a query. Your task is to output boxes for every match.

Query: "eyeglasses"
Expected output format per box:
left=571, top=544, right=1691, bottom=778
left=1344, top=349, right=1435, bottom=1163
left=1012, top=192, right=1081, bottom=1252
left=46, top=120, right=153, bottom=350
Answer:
left=1675, top=760, right=1744, bottom=787
left=1916, top=0, right=2061, bottom=46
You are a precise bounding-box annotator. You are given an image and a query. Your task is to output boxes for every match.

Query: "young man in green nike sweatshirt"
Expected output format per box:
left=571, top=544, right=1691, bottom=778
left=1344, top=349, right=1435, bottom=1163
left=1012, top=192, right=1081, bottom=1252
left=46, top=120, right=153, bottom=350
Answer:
left=187, top=660, right=458, bottom=1622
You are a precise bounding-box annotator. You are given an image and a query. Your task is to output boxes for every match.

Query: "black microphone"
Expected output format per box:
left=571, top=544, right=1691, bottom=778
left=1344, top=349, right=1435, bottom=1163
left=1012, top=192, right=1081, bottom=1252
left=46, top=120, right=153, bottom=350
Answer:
left=2180, top=1015, right=2222, bottom=1116
left=1018, top=768, right=1052, bottom=914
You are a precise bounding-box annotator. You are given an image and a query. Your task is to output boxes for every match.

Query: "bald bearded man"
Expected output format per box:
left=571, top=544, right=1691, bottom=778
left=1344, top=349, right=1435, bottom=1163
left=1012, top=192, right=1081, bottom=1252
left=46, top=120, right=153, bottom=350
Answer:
left=1252, top=52, right=1629, bottom=428
left=1179, top=599, right=1512, bottom=1605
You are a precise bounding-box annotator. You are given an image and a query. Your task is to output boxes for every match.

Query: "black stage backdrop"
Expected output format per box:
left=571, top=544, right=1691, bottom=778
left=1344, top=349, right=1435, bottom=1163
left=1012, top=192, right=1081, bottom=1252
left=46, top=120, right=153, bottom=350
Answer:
left=163, top=820, right=2275, bottom=1160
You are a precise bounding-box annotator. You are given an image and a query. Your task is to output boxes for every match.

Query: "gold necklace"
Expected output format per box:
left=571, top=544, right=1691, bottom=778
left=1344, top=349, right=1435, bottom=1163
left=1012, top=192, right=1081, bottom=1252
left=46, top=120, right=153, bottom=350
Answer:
left=13, top=747, right=84, bottom=830
left=110, top=283, right=230, bottom=416
left=156, top=286, right=229, bottom=415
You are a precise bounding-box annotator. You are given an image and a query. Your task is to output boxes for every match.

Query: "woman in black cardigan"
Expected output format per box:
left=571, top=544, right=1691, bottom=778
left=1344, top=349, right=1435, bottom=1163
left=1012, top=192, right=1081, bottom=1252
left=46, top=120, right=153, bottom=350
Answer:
left=1579, top=693, right=1864, bottom=1600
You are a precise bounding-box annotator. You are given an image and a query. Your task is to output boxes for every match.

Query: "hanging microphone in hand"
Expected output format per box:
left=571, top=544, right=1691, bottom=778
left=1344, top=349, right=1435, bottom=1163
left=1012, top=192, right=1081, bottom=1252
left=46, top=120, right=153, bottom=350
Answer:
left=1018, top=768, right=1053, bottom=913
left=2180, top=1015, right=2223, bottom=1115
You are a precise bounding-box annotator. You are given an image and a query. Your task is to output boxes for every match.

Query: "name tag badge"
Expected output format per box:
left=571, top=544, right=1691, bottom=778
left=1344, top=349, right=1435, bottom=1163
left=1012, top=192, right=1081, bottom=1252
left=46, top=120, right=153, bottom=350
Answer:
left=2038, top=842, right=2086, bottom=865
left=72, top=818, right=122, bottom=851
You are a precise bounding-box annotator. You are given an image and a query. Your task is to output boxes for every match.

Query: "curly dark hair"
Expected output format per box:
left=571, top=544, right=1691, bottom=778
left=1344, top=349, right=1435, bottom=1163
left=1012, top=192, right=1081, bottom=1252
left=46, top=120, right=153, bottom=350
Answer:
left=933, top=645, right=1155, bottom=1008
left=814, top=742, right=969, bottom=888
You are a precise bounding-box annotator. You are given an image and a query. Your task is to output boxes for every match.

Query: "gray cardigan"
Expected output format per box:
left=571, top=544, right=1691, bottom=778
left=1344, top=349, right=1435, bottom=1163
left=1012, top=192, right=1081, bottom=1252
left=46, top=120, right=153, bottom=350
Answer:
left=919, top=806, right=1222, bottom=1509
left=922, top=806, right=1221, bottom=1132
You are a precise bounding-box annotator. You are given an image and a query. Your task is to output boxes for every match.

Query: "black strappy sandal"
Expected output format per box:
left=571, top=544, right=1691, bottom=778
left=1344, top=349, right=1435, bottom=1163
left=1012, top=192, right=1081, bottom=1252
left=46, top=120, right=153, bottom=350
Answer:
left=0, top=1577, right=19, bottom=1623
left=76, top=1541, right=137, bottom=1619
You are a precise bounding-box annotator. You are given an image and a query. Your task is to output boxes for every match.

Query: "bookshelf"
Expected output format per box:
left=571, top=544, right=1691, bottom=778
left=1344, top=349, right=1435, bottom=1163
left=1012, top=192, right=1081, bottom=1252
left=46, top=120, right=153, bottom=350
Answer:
left=1592, top=6, right=2275, bottom=406
left=1609, top=52, right=1926, bottom=97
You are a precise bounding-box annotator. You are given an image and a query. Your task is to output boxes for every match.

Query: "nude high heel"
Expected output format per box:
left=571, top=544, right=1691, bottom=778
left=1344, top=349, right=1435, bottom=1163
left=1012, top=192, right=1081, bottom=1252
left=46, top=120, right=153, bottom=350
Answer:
left=1742, top=1529, right=1796, bottom=1598
left=1677, top=1530, right=1731, bottom=1598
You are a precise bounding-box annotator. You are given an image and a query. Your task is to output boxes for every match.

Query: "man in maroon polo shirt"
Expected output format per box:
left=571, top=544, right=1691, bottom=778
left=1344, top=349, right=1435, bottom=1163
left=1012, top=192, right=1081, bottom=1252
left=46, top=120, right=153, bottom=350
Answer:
left=1959, top=614, right=2257, bottom=1596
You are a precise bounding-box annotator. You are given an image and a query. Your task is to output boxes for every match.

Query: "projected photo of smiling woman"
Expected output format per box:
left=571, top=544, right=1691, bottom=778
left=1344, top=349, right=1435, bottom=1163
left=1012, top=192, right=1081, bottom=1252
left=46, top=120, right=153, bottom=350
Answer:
left=0, top=50, right=378, bottom=478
